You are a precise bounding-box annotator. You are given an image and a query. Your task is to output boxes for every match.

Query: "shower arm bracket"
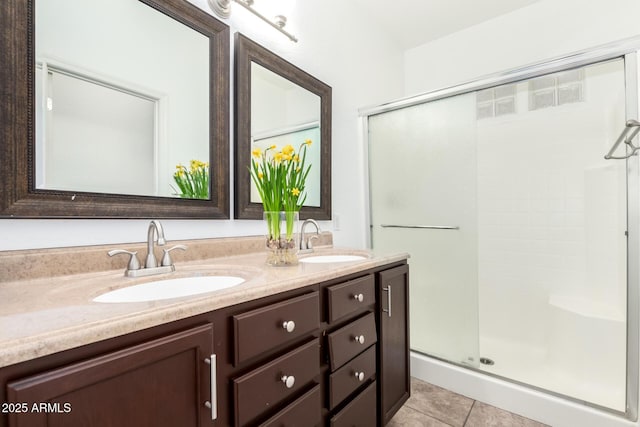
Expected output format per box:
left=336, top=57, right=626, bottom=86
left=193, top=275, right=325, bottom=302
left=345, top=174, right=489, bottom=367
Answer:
left=605, top=119, right=640, bottom=160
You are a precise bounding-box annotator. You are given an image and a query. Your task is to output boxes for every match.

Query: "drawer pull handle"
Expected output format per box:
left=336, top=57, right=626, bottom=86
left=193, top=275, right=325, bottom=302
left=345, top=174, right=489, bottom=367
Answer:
left=353, top=293, right=364, bottom=302
left=354, top=335, right=365, bottom=345
left=281, top=375, right=296, bottom=388
left=354, top=371, right=365, bottom=382
left=282, top=320, right=296, bottom=333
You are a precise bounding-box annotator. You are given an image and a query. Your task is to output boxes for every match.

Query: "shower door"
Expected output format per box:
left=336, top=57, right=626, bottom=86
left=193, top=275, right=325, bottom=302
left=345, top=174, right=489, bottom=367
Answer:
left=367, top=57, right=630, bottom=412
left=368, top=93, right=480, bottom=367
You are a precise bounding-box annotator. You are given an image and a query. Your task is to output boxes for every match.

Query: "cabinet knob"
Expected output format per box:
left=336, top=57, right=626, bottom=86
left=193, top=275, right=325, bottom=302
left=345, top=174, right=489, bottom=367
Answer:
left=282, top=320, right=296, bottom=333
left=281, top=375, right=295, bottom=388
left=353, top=293, right=364, bottom=302
left=353, top=335, right=365, bottom=345
left=354, top=371, right=365, bottom=382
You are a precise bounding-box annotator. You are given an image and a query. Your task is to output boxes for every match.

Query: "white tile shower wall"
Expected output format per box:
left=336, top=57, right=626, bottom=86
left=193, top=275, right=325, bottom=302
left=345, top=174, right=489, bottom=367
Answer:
left=475, top=59, right=627, bottom=409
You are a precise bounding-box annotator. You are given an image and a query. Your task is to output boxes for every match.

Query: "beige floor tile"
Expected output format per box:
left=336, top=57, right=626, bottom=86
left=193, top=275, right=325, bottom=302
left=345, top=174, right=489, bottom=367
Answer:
left=388, top=405, right=453, bottom=427
left=404, top=378, right=474, bottom=427
left=464, top=401, right=550, bottom=427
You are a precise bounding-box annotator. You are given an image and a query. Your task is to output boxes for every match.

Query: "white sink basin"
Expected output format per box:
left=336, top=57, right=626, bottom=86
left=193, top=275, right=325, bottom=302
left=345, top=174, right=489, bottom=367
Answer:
left=93, top=276, right=245, bottom=303
left=299, top=255, right=367, bottom=264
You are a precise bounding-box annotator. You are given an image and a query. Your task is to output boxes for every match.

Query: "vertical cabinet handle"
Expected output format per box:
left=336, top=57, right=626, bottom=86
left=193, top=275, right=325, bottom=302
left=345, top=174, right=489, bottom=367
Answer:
left=382, top=285, right=392, bottom=318
left=204, top=354, right=217, bottom=420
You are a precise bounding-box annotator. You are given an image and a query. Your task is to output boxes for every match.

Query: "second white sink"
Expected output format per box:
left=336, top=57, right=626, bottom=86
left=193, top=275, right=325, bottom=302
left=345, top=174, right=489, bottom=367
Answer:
left=299, top=255, right=367, bottom=264
left=93, top=276, right=246, bottom=303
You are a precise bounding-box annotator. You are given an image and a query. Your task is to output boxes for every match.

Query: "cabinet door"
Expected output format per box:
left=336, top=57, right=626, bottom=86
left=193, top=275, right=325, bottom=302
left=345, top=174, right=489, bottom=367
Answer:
left=378, top=264, right=410, bottom=425
left=7, top=324, right=214, bottom=427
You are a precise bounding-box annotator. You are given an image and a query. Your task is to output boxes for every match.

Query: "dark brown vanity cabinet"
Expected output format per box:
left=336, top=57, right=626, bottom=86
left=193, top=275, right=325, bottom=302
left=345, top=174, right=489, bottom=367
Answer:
left=325, top=274, right=378, bottom=425
left=228, top=291, right=321, bottom=427
left=4, top=324, right=214, bottom=427
left=378, top=264, right=411, bottom=425
left=0, top=261, right=409, bottom=427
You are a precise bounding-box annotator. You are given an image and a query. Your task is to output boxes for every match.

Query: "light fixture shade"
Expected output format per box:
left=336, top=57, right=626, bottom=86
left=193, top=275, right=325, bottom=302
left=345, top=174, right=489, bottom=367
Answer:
left=209, top=0, right=231, bottom=18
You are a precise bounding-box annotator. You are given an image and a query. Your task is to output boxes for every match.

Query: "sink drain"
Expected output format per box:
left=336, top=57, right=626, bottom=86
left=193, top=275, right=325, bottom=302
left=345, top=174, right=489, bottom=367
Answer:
left=480, top=357, right=495, bottom=366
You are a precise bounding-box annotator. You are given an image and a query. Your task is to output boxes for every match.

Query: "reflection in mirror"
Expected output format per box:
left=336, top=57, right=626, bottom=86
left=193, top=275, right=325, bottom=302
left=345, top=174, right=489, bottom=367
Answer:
left=249, top=62, right=322, bottom=207
left=0, top=0, right=230, bottom=218
left=35, top=0, right=209, bottom=199
left=235, top=33, right=332, bottom=220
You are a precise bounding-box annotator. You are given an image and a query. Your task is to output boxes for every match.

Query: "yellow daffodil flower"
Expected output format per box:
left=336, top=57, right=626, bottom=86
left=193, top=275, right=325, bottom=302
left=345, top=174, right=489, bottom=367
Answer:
left=291, top=188, right=300, bottom=196
left=282, top=145, right=294, bottom=155
left=252, top=148, right=262, bottom=158
left=304, top=139, right=312, bottom=146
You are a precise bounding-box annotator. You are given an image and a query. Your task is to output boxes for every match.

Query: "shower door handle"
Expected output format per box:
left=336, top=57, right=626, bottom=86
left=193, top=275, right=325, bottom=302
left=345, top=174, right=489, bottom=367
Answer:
left=382, top=285, right=392, bottom=318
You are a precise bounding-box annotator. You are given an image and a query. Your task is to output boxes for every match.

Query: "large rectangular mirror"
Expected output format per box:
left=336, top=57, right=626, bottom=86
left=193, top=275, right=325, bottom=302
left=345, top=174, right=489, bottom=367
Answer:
left=234, top=33, right=332, bottom=220
left=0, top=0, right=230, bottom=218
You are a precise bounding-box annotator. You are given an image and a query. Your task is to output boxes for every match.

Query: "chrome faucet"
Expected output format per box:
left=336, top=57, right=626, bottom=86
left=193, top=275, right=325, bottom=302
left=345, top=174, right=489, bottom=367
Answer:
left=108, top=220, right=186, bottom=277
left=145, top=220, right=166, bottom=268
left=300, top=219, right=320, bottom=252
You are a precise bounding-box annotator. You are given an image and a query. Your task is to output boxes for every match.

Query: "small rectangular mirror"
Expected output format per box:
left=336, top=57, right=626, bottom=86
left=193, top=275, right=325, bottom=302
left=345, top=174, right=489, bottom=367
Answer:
left=234, top=33, right=332, bottom=220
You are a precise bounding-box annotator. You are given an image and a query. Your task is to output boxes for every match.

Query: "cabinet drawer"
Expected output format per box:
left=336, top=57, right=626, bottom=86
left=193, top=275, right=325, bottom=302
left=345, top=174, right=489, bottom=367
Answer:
left=259, top=384, right=322, bottom=427
left=234, top=338, right=320, bottom=427
left=234, top=291, right=319, bottom=365
left=327, top=275, right=375, bottom=323
left=329, top=381, right=377, bottom=427
left=327, top=312, right=377, bottom=370
left=329, top=345, right=376, bottom=409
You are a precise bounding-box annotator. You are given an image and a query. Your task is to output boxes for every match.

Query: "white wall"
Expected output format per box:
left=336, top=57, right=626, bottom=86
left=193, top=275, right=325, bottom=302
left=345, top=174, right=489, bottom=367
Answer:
left=0, top=0, right=404, bottom=251
left=404, top=0, right=640, bottom=96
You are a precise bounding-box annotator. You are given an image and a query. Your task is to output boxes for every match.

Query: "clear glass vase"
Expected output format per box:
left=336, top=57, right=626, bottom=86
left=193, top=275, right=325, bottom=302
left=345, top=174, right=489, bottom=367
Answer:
left=264, top=211, right=299, bottom=266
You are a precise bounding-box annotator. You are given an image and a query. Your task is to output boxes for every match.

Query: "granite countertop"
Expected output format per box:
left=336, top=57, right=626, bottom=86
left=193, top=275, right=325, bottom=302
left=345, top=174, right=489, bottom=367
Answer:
left=0, top=241, right=408, bottom=368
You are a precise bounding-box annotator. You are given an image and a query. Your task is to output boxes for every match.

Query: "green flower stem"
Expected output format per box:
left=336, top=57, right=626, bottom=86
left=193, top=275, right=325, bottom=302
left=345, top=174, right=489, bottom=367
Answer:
left=172, top=160, right=210, bottom=199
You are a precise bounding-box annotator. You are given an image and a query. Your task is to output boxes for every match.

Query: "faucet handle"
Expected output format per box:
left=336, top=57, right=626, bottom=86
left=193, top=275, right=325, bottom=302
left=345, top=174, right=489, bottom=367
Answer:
left=161, top=245, right=187, bottom=267
left=108, top=249, right=141, bottom=271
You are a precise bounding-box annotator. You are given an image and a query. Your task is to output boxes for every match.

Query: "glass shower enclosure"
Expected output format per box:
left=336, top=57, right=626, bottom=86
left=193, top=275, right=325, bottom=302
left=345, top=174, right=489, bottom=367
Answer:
left=366, top=55, right=637, bottom=414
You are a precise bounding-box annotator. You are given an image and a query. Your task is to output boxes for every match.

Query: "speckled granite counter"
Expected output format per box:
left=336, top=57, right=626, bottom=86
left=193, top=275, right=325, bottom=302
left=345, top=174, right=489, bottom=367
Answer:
left=0, top=236, right=408, bottom=368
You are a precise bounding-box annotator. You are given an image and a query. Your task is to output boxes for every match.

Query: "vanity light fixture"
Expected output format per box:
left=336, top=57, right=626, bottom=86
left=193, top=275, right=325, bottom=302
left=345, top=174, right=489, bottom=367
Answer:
left=208, top=0, right=298, bottom=42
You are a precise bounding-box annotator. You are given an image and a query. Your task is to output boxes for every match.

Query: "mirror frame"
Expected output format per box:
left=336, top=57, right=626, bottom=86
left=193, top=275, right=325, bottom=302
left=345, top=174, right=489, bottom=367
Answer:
left=0, top=0, right=230, bottom=218
left=234, top=33, right=332, bottom=220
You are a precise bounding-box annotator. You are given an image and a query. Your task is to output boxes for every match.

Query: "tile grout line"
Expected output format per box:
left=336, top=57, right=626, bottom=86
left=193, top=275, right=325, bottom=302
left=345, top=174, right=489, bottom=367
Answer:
left=462, top=400, right=477, bottom=426
left=402, top=402, right=458, bottom=427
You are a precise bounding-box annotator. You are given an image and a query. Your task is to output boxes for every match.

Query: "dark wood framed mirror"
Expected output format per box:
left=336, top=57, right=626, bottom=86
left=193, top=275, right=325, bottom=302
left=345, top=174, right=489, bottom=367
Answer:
left=0, top=0, right=230, bottom=218
left=234, top=33, right=332, bottom=220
